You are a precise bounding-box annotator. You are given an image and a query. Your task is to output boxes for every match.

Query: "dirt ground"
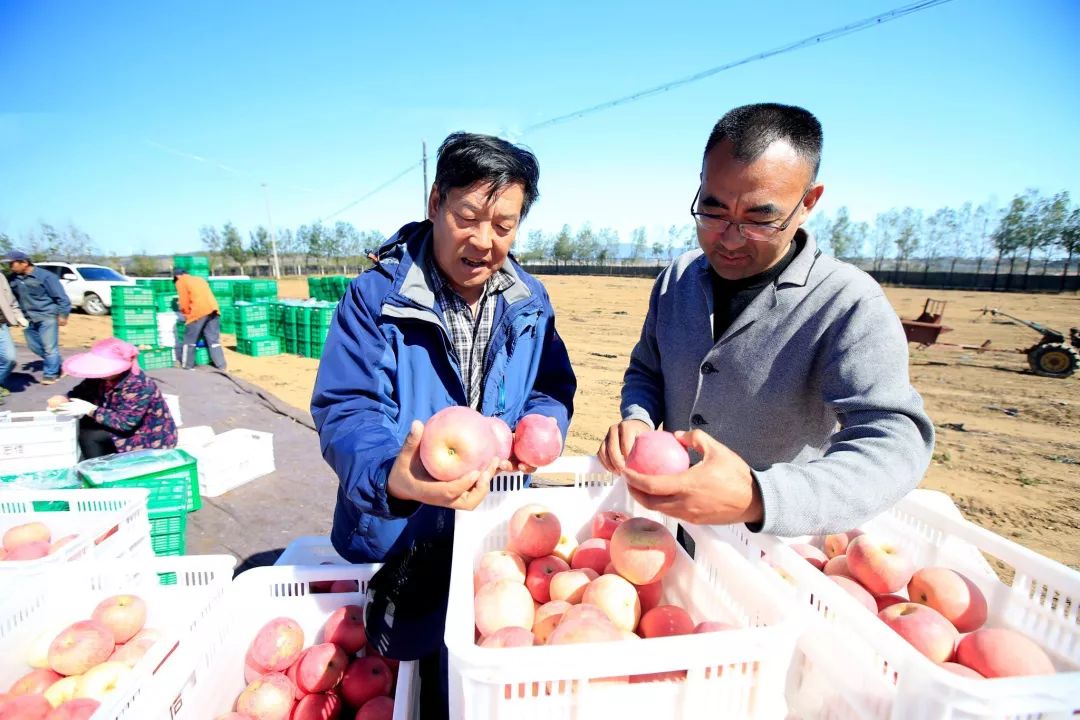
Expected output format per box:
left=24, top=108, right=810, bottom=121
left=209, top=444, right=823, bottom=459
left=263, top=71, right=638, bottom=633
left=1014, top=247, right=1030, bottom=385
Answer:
left=20, top=276, right=1079, bottom=570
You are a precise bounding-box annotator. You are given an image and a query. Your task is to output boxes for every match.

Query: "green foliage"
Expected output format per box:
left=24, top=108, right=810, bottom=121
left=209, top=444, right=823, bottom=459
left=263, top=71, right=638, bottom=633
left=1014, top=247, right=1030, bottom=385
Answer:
left=127, top=254, right=161, bottom=277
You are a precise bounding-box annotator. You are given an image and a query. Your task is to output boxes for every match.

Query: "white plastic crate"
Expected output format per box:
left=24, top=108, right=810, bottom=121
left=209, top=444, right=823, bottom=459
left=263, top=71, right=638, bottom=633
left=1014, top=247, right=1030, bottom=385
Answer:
left=709, top=489, right=1080, bottom=719
left=170, top=563, right=418, bottom=720
left=176, top=425, right=215, bottom=450
left=163, top=394, right=182, bottom=428
left=0, top=411, right=79, bottom=475
left=446, top=456, right=801, bottom=720
left=0, top=488, right=153, bottom=577
left=187, top=428, right=275, bottom=497
left=0, top=554, right=235, bottom=720
left=274, top=535, right=347, bottom=566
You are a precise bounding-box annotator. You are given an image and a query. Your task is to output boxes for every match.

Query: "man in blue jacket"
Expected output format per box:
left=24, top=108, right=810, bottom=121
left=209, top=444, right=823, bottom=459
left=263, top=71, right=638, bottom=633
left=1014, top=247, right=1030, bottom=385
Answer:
left=4, top=250, right=72, bottom=385
left=311, top=132, right=576, bottom=718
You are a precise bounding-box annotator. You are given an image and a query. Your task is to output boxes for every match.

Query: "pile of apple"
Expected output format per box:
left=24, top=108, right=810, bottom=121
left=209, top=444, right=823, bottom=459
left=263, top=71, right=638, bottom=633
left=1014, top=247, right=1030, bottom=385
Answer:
left=1, top=522, right=79, bottom=562
left=418, top=407, right=563, bottom=479
left=219, top=605, right=399, bottom=720
left=0, top=594, right=157, bottom=720
left=471, top=502, right=736, bottom=683
left=790, top=531, right=1057, bottom=679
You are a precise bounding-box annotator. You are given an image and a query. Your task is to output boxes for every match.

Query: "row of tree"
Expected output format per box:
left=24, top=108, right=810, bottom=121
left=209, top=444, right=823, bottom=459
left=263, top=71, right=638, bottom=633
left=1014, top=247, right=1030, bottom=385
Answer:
left=3, top=189, right=1077, bottom=278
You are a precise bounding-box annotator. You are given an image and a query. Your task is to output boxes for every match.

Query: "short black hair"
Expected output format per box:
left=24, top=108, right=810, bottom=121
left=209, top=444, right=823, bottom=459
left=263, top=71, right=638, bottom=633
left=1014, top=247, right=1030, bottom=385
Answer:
left=704, top=103, right=823, bottom=181
left=433, top=132, right=540, bottom=218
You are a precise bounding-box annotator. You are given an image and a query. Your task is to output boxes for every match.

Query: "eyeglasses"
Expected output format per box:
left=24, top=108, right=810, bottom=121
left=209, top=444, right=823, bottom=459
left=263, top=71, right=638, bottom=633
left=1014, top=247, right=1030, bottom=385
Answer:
left=690, top=186, right=811, bottom=242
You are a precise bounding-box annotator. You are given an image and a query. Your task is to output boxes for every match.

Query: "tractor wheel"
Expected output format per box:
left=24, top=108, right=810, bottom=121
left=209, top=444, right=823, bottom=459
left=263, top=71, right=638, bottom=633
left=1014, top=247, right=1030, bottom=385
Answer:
left=1027, top=343, right=1079, bottom=378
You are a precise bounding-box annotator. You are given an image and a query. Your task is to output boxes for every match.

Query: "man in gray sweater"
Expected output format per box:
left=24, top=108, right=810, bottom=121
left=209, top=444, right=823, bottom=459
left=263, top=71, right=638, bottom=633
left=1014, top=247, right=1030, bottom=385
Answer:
left=598, top=103, right=934, bottom=537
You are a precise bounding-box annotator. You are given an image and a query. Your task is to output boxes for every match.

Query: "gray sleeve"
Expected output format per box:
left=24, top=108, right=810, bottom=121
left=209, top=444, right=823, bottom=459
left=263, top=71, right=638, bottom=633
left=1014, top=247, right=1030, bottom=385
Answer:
left=619, top=273, right=665, bottom=429
left=752, top=293, right=935, bottom=536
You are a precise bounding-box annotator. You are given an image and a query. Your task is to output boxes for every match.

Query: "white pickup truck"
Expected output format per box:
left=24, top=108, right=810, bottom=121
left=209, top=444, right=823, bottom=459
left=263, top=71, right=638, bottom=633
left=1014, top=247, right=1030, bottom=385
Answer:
left=35, top=262, right=137, bottom=316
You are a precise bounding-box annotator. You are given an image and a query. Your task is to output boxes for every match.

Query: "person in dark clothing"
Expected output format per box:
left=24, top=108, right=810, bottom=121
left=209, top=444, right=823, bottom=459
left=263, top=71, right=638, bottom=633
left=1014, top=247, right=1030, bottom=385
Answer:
left=49, top=337, right=178, bottom=459
left=4, top=250, right=71, bottom=384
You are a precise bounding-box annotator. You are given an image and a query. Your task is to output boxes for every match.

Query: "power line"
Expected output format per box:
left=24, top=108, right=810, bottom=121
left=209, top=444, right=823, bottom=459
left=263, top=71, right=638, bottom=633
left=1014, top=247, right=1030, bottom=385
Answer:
left=523, top=0, right=956, bottom=134
left=321, top=162, right=421, bottom=222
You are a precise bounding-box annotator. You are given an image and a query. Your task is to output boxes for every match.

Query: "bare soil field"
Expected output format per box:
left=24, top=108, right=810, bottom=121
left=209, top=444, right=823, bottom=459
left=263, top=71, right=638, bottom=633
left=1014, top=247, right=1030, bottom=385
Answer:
left=22, top=276, right=1079, bottom=569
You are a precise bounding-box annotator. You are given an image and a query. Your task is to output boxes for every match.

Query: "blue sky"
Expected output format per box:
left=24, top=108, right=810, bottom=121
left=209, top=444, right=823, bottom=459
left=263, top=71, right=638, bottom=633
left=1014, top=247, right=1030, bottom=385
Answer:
left=1, top=0, right=1078, bottom=256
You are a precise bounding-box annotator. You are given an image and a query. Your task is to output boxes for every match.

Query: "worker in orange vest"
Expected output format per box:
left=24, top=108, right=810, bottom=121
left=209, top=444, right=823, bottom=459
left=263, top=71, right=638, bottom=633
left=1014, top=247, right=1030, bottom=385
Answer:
left=173, top=269, right=227, bottom=370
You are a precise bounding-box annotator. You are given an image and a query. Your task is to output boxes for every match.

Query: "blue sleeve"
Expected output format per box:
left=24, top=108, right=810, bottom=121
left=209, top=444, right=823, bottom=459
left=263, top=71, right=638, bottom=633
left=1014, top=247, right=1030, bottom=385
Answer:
left=311, top=282, right=403, bottom=521
left=43, top=272, right=71, bottom=317
left=521, top=289, right=577, bottom=445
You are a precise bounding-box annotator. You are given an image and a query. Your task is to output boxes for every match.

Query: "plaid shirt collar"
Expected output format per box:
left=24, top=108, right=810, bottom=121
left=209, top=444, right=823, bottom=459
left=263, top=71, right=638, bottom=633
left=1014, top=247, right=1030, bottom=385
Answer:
left=426, top=257, right=515, bottom=408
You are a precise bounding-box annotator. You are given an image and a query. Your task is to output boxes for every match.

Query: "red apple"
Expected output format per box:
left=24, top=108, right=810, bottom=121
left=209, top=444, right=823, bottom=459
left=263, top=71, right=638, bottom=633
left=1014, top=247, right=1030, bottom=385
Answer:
left=475, top=579, right=534, bottom=636
left=955, top=628, right=1055, bottom=678
left=290, top=692, right=341, bottom=720
left=0, top=694, right=51, bottom=719
left=531, top=600, right=572, bottom=644
left=635, top=580, right=663, bottom=614
left=248, top=618, right=304, bottom=672
left=235, top=672, right=295, bottom=720
left=609, top=517, right=676, bottom=586
left=322, top=605, right=367, bottom=655
left=791, top=543, right=828, bottom=571
left=340, top=657, right=392, bottom=708
left=570, top=538, right=610, bottom=575
left=328, top=579, right=359, bottom=593
left=940, top=661, right=983, bottom=679
left=8, top=669, right=62, bottom=696
left=506, top=504, right=561, bottom=559
left=45, top=698, right=101, bottom=720
left=908, top=567, right=988, bottom=633
left=548, top=568, right=598, bottom=604
left=846, top=535, right=914, bottom=595
left=823, top=529, right=862, bottom=559
left=5, top=542, right=51, bottom=561
left=875, top=594, right=907, bottom=612
left=245, top=649, right=271, bottom=684
left=590, top=511, right=630, bottom=541
left=419, top=406, right=496, bottom=481
left=694, top=621, right=738, bottom=633
left=512, top=414, right=562, bottom=467
left=488, top=417, right=513, bottom=461
left=3, top=522, right=50, bottom=551
left=830, top=576, right=878, bottom=613
left=479, top=627, right=535, bottom=648
left=474, top=550, right=527, bottom=592
left=48, top=621, right=115, bottom=676
left=355, top=696, right=394, bottom=720
left=823, top=555, right=856, bottom=581
left=525, top=555, right=570, bottom=604
left=91, top=594, right=147, bottom=644
left=296, top=643, right=348, bottom=694
left=581, top=574, right=641, bottom=632
left=638, top=605, right=694, bottom=638
left=879, top=602, right=958, bottom=663
left=625, top=431, right=690, bottom=476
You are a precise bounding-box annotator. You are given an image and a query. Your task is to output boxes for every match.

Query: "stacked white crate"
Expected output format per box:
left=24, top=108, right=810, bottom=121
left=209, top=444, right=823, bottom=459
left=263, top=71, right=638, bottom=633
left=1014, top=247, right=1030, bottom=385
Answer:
left=0, top=411, right=78, bottom=475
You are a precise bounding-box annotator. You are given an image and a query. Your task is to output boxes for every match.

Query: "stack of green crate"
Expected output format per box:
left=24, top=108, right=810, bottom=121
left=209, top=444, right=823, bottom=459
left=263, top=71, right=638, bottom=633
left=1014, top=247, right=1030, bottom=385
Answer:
left=138, top=347, right=175, bottom=371
left=207, top=278, right=236, bottom=334
left=308, top=302, right=336, bottom=358
left=235, top=278, right=278, bottom=302
left=173, top=254, right=210, bottom=278
left=237, top=337, right=282, bottom=356
left=269, top=301, right=286, bottom=339
left=78, top=448, right=200, bottom=557
left=234, top=302, right=280, bottom=356
left=111, top=287, right=157, bottom=347
left=296, top=306, right=312, bottom=358
left=136, top=278, right=175, bottom=296
left=307, top=277, right=323, bottom=300
left=283, top=304, right=299, bottom=355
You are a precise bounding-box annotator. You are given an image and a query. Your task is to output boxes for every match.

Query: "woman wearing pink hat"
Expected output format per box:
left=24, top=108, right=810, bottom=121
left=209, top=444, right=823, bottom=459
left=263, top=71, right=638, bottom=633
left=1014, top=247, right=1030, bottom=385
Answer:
left=49, top=338, right=178, bottom=459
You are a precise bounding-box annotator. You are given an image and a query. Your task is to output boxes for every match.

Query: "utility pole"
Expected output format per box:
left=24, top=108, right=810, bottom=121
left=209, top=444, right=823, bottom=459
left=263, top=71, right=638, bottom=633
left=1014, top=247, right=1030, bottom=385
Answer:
left=261, top=183, right=281, bottom=279
left=422, top=141, right=428, bottom=216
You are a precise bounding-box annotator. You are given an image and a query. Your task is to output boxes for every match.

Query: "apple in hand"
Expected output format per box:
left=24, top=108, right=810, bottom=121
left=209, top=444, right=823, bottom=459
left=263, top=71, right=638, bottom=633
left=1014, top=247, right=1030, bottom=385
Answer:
left=488, top=417, right=513, bottom=462
left=625, top=431, right=690, bottom=476
left=907, top=567, right=988, bottom=633
left=525, top=555, right=570, bottom=604
left=846, top=535, right=914, bottom=595
left=609, top=517, right=676, bottom=586
left=418, top=406, right=496, bottom=481
left=512, top=414, right=562, bottom=467
left=506, top=504, right=561, bottom=559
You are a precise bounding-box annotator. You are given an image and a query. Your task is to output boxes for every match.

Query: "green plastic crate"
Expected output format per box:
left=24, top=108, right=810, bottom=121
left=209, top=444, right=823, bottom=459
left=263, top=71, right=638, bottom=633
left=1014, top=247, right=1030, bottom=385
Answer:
left=0, top=467, right=83, bottom=489
left=237, top=337, right=282, bottom=357
left=309, top=324, right=330, bottom=344
left=173, top=254, right=210, bottom=271
left=195, top=347, right=210, bottom=366
left=138, top=347, right=175, bottom=371
left=236, top=321, right=270, bottom=340
left=309, top=342, right=325, bottom=359
left=284, top=337, right=298, bottom=354
left=149, top=510, right=186, bottom=556
left=113, top=327, right=158, bottom=347
left=111, top=307, right=157, bottom=326
left=111, top=286, right=154, bottom=307
left=78, top=448, right=201, bottom=514
left=234, top=302, right=270, bottom=323
left=154, top=294, right=179, bottom=312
